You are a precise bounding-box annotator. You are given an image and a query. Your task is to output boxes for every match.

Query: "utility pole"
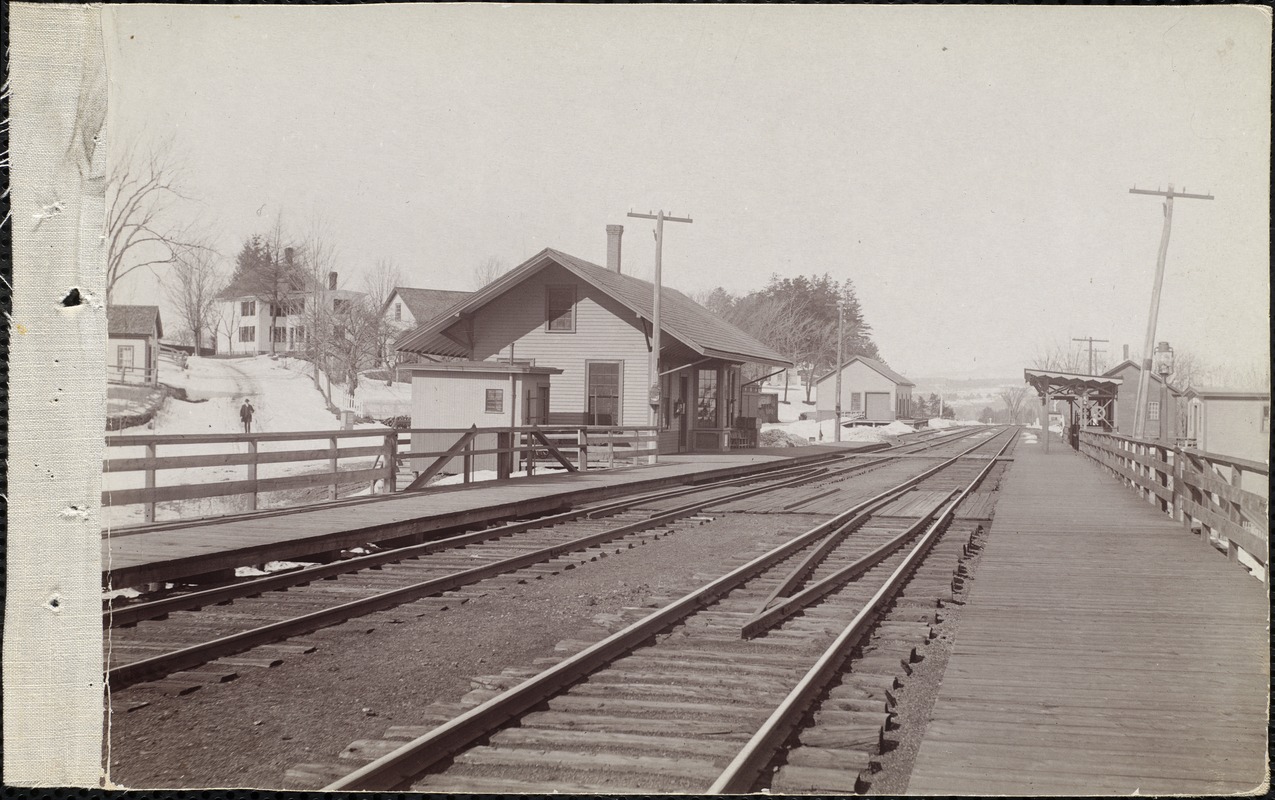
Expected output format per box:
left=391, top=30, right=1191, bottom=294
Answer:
left=834, top=299, right=844, bottom=443
left=1071, top=336, right=1110, bottom=375
left=1128, top=184, right=1213, bottom=439
left=627, top=210, right=693, bottom=427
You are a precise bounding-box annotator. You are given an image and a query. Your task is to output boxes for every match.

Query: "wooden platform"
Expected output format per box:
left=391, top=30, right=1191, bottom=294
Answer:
left=104, top=446, right=856, bottom=587
left=908, top=439, right=1269, bottom=795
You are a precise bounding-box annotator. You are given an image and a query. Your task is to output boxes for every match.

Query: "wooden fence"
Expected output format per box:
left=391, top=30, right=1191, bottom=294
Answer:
left=103, top=425, right=658, bottom=523
left=1080, top=430, right=1268, bottom=569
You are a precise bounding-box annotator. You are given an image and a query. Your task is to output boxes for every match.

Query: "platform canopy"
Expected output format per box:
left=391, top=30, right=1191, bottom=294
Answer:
left=1023, top=368, right=1120, bottom=432
left=1023, top=368, right=1121, bottom=399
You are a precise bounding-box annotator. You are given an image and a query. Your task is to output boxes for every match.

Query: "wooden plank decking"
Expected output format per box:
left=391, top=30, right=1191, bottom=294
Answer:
left=104, top=447, right=851, bottom=587
left=908, top=439, right=1269, bottom=795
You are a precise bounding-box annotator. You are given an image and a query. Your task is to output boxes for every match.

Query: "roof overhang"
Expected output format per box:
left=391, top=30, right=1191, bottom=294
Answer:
left=1024, top=368, right=1122, bottom=399
left=398, top=361, right=563, bottom=376
left=700, top=346, right=794, bottom=369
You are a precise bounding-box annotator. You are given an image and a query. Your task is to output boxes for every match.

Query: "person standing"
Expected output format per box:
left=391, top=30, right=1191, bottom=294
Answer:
left=239, top=399, right=255, bottom=434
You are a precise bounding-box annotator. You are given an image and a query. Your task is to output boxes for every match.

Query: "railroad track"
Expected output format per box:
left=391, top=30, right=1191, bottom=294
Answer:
left=104, top=427, right=991, bottom=695
left=286, top=427, right=1016, bottom=792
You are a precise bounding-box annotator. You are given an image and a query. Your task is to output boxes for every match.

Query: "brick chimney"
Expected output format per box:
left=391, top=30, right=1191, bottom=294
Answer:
left=1123, top=344, right=1130, bottom=360
left=328, top=271, right=338, bottom=290
left=606, top=225, right=624, bottom=273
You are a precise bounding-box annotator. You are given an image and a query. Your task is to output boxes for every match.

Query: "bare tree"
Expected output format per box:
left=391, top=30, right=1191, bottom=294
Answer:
left=1031, top=338, right=1087, bottom=373
left=162, top=243, right=224, bottom=354
left=471, top=255, right=509, bottom=289
left=363, top=258, right=404, bottom=371
left=999, top=386, right=1029, bottom=424
left=106, top=140, right=208, bottom=301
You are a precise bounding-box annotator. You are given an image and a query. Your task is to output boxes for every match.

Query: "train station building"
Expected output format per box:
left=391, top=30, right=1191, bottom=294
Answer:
left=394, top=229, right=792, bottom=454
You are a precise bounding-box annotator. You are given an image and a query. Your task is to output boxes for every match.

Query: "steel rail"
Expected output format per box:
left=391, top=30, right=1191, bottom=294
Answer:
left=106, top=454, right=851, bottom=690
left=706, top=429, right=1017, bottom=794
left=106, top=428, right=981, bottom=627
left=317, top=428, right=1006, bottom=792
left=740, top=490, right=958, bottom=639
left=753, top=428, right=1007, bottom=611
left=107, top=462, right=836, bottom=627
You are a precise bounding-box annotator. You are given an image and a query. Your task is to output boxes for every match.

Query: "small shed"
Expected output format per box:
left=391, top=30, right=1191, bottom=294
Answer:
left=399, top=360, right=561, bottom=474
left=106, top=305, right=163, bottom=385
left=814, top=356, right=915, bottom=425
left=1101, top=359, right=1184, bottom=444
left=1183, top=388, right=1270, bottom=464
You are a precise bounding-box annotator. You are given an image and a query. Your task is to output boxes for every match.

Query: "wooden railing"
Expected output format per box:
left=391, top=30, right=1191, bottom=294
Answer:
left=1080, top=430, right=1268, bottom=569
left=107, top=363, right=159, bottom=385
left=103, top=425, right=658, bottom=524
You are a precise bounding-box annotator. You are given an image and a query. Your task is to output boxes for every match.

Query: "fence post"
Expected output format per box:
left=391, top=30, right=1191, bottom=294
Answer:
left=577, top=428, right=588, bottom=471
left=383, top=433, right=397, bottom=493
left=329, top=436, right=339, bottom=500
left=144, top=442, right=157, bottom=523
left=497, top=430, right=512, bottom=480
left=463, top=439, right=473, bottom=484
left=247, top=439, right=258, bottom=511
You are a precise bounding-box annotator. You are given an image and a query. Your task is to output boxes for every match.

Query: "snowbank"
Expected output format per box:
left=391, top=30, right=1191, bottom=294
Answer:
left=762, top=417, right=916, bottom=445
left=880, top=420, right=915, bottom=435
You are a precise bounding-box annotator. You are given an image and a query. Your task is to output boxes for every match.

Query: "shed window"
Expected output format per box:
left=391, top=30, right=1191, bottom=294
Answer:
left=1147, top=401, right=1160, bottom=422
left=240, top=300, right=256, bottom=316
left=485, top=389, right=503, bottom=414
left=850, top=392, right=861, bottom=412
left=546, top=286, right=576, bottom=332
left=587, top=362, right=621, bottom=425
left=117, top=345, right=134, bottom=367
left=239, top=326, right=256, bottom=343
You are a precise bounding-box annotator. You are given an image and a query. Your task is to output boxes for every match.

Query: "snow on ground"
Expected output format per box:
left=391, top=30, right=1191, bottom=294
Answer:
left=762, top=417, right=914, bottom=445
left=352, top=376, right=413, bottom=419
left=430, top=467, right=569, bottom=487
left=105, top=355, right=390, bottom=526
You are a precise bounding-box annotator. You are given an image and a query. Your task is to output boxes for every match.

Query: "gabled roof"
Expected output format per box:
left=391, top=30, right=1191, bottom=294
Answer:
left=815, top=355, right=914, bottom=387
left=396, top=248, right=792, bottom=368
left=1102, top=359, right=1183, bottom=395
left=386, top=287, right=471, bottom=325
left=107, top=305, right=163, bottom=338
left=1184, top=387, right=1271, bottom=401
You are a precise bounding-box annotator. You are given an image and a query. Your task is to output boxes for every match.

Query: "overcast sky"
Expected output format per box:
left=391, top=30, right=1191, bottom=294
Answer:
left=104, top=4, right=1270, bottom=381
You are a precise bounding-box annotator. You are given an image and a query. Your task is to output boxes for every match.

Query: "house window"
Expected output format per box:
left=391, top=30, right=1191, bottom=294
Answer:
left=546, top=286, right=576, bottom=333
left=485, top=388, right=503, bottom=414
left=293, top=326, right=306, bottom=343
left=697, top=368, right=719, bottom=427
left=394, top=302, right=402, bottom=321
left=239, top=326, right=256, bottom=343
left=333, top=298, right=349, bottom=314
left=269, top=302, right=288, bottom=318
left=587, top=362, right=622, bottom=425
left=241, top=300, right=256, bottom=316
left=1147, top=401, right=1160, bottom=422
left=117, top=345, right=134, bottom=367
left=272, top=326, right=288, bottom=343
left=292, top=297, right=305, bottom=314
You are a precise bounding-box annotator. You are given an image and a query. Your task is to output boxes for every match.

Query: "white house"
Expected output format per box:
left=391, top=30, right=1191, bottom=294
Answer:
left=215, top=267, right=365, bottom=355
left=107, top=304, right=163, bottom=385
left=382, top=287, right=471, bottom=366
left=815, top=355, right=915, bottom=425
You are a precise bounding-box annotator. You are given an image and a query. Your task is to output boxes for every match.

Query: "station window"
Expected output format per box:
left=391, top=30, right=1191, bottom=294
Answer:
left=697, top=368, right=719, bottom=427
left=546, top=286, right=577, bottom=332
left=1147, top=401, right=1160, bottom=422
left=485, top=388, right=504, bottom=414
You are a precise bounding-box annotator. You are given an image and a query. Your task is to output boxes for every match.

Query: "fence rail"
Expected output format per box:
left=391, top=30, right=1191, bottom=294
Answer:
left=1079, top=430, right=1268, bottom=569
left=103, top=425, right=658, bottom=524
